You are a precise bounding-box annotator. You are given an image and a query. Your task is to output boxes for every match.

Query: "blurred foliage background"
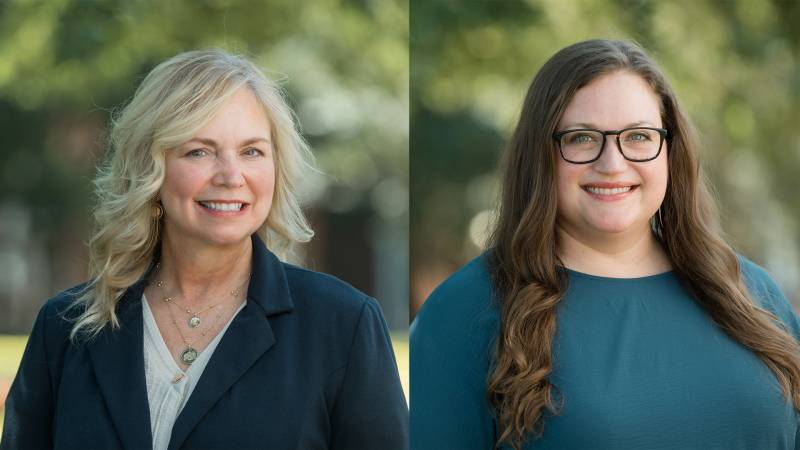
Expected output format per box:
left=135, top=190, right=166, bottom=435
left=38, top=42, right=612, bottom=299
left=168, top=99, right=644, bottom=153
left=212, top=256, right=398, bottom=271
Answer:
left=411, top=0, right=800, bottom=316
left=0, top=0, right=409, bottom=417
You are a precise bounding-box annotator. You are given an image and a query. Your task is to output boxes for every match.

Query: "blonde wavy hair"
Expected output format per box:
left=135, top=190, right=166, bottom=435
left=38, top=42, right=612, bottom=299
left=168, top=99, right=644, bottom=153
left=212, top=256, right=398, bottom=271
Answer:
left=70, top=49, right=315, bottom=340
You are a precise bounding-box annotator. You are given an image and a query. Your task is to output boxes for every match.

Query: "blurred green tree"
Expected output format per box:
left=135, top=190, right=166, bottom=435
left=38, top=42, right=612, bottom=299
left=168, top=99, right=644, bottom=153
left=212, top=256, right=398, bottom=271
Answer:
left=0, top=0, right=409, bottom=332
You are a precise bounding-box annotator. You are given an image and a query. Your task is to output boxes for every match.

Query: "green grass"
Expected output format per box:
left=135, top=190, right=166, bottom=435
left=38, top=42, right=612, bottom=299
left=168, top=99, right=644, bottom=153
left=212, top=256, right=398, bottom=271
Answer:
left=391, top=331, right=409, bottom=403
left=0, top=335, right=27, bottom=379
left=0, top=335, right=27, bottom=436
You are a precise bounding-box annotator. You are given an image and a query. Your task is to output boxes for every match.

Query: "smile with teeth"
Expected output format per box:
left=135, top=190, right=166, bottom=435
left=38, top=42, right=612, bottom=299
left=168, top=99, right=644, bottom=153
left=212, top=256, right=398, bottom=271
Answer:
left=198, top=201, right=245, bottom=212
left=583, top=185, right=635, bottom=196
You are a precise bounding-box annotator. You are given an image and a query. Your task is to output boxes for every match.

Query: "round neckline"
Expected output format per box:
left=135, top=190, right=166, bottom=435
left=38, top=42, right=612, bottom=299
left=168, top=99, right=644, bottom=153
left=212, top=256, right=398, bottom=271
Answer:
left=559, top=266, right=675, bottom=281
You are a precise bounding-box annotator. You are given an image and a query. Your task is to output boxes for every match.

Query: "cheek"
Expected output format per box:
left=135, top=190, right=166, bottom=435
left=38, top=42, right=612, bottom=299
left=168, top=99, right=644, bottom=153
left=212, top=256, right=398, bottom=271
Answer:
left=250, top=163, right=276, bottom=227
left=251, top=161, right=276, bottom=200
left=555, top=161, right=584, bottom=209
left=161, top=163, right=206, bottom=203
left=643, top=154, right=669, bottom=199
left=631, top=155, right=669, bottom=219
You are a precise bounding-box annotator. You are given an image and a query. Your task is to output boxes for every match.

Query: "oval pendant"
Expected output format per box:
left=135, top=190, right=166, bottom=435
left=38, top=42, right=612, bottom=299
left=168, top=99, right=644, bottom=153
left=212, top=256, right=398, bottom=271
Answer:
left=188, top=316, right=201, bottom=328
left=181, top=347, right=198, bottom=364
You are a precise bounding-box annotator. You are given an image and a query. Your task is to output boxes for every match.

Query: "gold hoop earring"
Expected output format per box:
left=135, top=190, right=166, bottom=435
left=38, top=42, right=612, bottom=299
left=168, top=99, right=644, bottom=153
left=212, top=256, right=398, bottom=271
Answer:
left=152, top=203, right=164, bottom=220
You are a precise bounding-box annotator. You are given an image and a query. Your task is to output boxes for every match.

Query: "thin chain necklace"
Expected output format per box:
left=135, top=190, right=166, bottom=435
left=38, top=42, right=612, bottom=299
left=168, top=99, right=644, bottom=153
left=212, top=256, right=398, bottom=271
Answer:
left=154, top=264, right=250, bottom=328
left=162, top=294, right=228, bottom=366
left=158, top=281, right=229, bottom=329
left=153, top=264, right=251, bottom=365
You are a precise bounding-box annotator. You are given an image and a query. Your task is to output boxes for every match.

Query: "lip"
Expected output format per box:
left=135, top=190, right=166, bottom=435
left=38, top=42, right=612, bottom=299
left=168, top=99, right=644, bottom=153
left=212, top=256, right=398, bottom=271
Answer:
left=197, top=199, right=249, bottom=203
left=196, top=200, right=250, bottom=217
left=581, top=183, right=639, bottom=202
left=581, top=182, right=637, bottom=189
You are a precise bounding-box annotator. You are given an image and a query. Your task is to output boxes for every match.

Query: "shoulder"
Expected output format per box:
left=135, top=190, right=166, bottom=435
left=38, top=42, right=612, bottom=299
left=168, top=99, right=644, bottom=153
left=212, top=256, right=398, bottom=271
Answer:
left=739, top=255, right=788, bottom=308
left=46, top=282, right=90, bottom=309
left=277, top=264, right=393, bottom=369
left=738, top=255, right=800, bottom=339
left=36, top=282, right=90, bottom=333
left=16, top=282, right=91, bottom=369
left=410, top=254, right=499, bottom=447
left=413, top=253, right=498, bottom=332
left=279, top=264, right=385, bottom=341
left=411, top=253, right=499, bottom=363
left=281, top=263, right=373, bottom=316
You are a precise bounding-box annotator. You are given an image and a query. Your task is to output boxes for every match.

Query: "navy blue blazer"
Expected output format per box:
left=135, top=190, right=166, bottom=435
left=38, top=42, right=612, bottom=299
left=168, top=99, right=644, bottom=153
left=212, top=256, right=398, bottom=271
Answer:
left=1, top=235, right=409, bottom=449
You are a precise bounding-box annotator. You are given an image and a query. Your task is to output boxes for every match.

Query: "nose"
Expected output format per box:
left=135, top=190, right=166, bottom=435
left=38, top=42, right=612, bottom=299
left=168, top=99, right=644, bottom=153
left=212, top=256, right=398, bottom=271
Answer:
left=211, top=153, right=245, bottom=187
left=593, top=136, right=628, bottom=174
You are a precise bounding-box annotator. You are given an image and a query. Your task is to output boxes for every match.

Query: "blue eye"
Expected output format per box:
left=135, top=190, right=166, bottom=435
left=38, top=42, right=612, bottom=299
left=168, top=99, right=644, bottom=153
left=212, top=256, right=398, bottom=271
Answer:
left=567, top=133, right=598, bottom=145
left=186, top=149, right=208, bottom=158
left=574, top=135, right=592, bottom=143
left=243, top=147, right=264, bottom=157
left=623, top=129, right=657, bottom=144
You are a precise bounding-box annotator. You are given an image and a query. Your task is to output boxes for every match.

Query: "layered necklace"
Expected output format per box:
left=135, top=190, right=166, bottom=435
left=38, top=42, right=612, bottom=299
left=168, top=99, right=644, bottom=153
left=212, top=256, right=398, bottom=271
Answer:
left=155, top=269, right=250, bottom=365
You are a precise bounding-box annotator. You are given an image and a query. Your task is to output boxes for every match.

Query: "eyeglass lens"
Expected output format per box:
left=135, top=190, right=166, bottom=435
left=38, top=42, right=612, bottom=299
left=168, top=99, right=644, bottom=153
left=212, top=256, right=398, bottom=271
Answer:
left=559, top=128, right=662, bottom=163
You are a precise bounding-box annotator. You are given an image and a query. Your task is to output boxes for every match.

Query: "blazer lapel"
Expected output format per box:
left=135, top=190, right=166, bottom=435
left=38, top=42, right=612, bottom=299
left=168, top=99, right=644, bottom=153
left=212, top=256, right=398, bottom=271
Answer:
left=86, top=278, right=153, bottom=450
left=168, top=234, right=294, bottom=449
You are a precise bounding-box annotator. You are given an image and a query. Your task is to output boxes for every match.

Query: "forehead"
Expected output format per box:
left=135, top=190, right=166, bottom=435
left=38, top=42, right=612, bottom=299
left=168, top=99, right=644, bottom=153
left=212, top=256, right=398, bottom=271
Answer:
left=194, top=87, right=272, bottom=138
left=558, top=71, right=662, bottom=129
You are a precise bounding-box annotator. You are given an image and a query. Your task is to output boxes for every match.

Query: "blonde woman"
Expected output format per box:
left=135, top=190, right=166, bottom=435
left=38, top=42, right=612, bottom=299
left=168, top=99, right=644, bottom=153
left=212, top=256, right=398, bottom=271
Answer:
left=2, top=49, right=408, bottom=449
left=411, top=40, right=800, bottom=449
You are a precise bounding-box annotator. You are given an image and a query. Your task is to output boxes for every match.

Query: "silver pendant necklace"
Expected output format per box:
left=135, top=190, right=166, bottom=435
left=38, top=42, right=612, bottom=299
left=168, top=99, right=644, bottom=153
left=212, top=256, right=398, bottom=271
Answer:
left=180, top=347, right=199, bottom=365
left=156, top=275, right=247, bottom=328
left=153, top=264, right=250, bottom=365
left=157, top=281, right=224, bottom=329
left=164, top=302, right=226, bottom=365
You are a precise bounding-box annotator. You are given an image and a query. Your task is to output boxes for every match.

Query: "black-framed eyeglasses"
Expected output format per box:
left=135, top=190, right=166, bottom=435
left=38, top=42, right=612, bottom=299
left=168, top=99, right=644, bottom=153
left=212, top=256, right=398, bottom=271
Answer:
left=552, top=127, right=669, bottom=164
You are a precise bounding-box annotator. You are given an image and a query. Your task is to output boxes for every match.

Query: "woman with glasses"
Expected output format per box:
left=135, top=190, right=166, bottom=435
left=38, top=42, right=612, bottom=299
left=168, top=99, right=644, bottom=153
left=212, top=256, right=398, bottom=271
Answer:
left=411, top=39, right=800, bottom=449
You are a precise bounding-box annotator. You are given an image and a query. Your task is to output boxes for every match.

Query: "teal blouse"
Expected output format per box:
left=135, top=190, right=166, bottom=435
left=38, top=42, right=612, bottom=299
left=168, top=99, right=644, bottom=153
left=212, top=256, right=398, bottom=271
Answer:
left=411, top=255, right=800, bottom=449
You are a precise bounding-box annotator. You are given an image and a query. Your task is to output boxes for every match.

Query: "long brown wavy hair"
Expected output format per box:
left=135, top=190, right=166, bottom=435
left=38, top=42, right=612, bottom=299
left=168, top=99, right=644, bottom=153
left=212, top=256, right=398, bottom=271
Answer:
left=487, top=39, right=800, bottom=449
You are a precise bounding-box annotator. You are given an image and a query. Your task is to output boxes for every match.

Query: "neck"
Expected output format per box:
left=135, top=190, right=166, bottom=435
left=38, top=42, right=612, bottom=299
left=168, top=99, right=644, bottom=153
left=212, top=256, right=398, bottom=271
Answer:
left=556, top=222, right=671, bottom=277
left=155, top=232, right=253, bottom=305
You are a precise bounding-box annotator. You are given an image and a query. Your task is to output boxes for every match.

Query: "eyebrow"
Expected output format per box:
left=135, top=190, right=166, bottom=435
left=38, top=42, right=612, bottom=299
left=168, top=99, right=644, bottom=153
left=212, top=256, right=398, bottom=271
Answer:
left=185, top=136, right=271, bottom=147
left=565, top=121, right=658, bottom=130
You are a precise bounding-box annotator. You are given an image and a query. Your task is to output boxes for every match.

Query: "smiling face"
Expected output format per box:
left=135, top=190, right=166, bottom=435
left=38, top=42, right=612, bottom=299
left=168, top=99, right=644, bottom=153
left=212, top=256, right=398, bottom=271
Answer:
left=160, top=87, right=275, bottom=249
left=555, top=71, right=668, bottom=241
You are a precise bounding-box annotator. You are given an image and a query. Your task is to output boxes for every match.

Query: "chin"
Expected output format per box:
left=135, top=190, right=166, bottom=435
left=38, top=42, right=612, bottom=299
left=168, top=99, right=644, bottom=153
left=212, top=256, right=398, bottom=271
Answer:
left=585, top=216, right=638, bottom=235
left=198, top=230, right=253, bottom=248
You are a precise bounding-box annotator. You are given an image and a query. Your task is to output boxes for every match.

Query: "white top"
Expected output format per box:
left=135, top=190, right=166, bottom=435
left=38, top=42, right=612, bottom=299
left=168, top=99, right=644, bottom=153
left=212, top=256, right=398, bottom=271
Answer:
left=142, top=294, right=246, bottom=450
